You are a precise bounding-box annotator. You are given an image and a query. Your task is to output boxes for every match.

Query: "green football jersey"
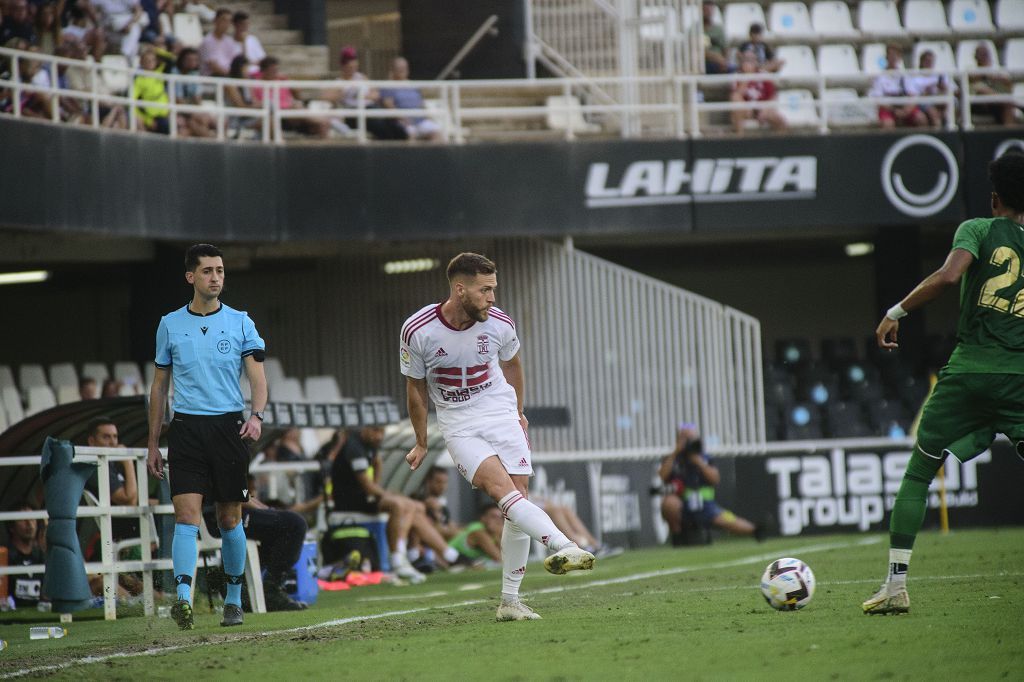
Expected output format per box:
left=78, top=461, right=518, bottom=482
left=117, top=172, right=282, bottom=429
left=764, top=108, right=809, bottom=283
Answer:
left=947, top=217, right=1024, bottom=374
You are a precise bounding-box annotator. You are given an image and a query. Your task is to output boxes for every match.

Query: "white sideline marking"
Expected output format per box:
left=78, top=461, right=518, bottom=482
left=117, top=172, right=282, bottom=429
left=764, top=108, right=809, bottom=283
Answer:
left=0, top=537, right=877, bottom=679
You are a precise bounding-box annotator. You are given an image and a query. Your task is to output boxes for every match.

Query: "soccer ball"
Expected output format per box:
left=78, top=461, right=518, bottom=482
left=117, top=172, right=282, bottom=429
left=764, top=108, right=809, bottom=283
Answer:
left=760, top=557, right=815, bottom=611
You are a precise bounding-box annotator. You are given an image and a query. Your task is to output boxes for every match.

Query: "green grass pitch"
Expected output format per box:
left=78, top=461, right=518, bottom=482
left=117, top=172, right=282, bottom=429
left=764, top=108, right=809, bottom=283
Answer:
left=1, top=528, right=1021, bottom=680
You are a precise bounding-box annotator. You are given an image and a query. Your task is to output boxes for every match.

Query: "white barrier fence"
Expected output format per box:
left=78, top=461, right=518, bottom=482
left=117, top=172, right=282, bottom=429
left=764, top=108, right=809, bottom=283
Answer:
left=2, top=46, right=1021, bottom=142
left=0, top=447, right=170, bottom=621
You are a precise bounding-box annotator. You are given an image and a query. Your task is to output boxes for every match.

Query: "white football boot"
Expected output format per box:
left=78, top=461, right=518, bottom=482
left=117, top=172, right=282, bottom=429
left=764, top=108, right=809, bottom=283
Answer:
left=543, top=545, right=596, bottom=575
left=862, top=583, right=910, bottom=615
left=496, top=599, right=542, bottom=622
left=392, top=554, right=427, bottom=584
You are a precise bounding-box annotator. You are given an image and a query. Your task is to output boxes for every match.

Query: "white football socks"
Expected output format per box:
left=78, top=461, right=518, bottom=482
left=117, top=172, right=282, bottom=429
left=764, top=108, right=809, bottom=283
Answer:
left=497, top=491, right=573, bottom=553
left=887, top=548, right=912, bottom=590
left=501, top=520, right=531, bottom=601
left=442, top=546, right=460, bottom=564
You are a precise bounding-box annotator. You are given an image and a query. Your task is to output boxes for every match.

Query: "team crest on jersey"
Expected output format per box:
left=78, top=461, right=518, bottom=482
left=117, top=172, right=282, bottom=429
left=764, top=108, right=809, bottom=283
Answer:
left=476, top=334, right=489, bottom=354
left=435, top=347, right=448, bottom=357
left=400, top=348, right=411, bottom=368
left=217, top=339, right=231, bottom=354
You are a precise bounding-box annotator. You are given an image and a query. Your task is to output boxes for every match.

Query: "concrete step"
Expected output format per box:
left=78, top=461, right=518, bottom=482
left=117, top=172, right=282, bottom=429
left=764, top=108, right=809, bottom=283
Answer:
left=275, top=45, right=330, bottom=76
left=258, top=28, right=305, bottom=46
left=221, top=1, right=274, bottom=15
left=248, top=14, right=287, bottom=30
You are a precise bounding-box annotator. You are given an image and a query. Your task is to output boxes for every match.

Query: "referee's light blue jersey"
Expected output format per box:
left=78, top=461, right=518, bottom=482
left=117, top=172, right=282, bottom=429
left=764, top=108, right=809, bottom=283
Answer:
left=155, top=303, right=265, bottom=415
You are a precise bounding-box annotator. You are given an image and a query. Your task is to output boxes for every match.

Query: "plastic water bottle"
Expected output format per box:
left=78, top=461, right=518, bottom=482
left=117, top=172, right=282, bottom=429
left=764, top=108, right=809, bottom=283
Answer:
left=29, top=627, right=66, bottom=640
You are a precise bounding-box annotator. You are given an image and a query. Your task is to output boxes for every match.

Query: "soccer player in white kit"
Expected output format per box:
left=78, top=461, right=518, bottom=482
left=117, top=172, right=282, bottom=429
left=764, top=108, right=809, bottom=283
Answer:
left=401, top=252, right=595, bottom=621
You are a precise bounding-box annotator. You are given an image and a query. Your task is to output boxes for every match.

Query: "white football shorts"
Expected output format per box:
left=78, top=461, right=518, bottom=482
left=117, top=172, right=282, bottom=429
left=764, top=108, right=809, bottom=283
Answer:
left=444, top=418, right=533, bottom=485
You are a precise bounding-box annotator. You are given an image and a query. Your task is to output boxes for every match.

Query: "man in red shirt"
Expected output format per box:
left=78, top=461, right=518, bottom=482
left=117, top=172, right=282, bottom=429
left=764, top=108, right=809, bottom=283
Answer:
left=730, top=50, right=786, bottom=134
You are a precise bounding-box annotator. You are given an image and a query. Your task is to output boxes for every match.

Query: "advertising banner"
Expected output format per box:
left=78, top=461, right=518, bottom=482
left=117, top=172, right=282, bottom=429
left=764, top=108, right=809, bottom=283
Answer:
left=0, top=119, right=1009, bottom=242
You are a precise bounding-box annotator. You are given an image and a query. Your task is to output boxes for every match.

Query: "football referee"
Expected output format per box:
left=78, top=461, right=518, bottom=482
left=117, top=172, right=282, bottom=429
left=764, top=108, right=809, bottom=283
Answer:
left=147, top=244, right=269, bottom=630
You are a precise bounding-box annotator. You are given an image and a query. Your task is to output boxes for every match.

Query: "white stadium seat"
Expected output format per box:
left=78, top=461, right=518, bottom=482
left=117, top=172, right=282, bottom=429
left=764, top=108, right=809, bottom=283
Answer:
left=263, top=357, right=286, bottom=388
left=272, top=377, right=305, bottom=403
left=824, top=88, right=877, bottom=126
left=57, top=386, right=80, bottom=405
left=957, top=39, right=1000, bottom=70
left=776, top=44, right=818, bottom=77
left=818, top=44, right=860, bottom=77
left=172, top=13, right=204, bottom=49
left=49, top=362, right=77, bottom=391
left=304, top=375, right=342, bottom=403
left=639, top=5, right=680, bottom=41
left=81, top=362, right=109, bottom=383
left=240, top=372, right=252, bottom=401
left=948, top=0, right=995, bottom=34
left=2, top=386, right=24, bottom=425
left=0, top=365, right=13, bottom=390
left=861, top=43, right=897, bottom=74
left=858, top=0, right=907, bottom=39
left=724, top=3, right=767, bottom=44
left=546, top=96, right=601, bottom=134
left=114, top=361, right=143, bottom=394
left=18, top=364, right=47, bottom=391
left=777, top=89, right=819, bottom=127
left=903, top=0, right=950, bottom=37
left=0, top=399, right=7, bottom=433
left=913, top=41, right=956, bottom=72
left=769, top=2, right=816, bottom=40
left=811, top=1, right=860, bottom=39
left=26, top=385, right=56, bottom=416
left=1006, top=38, right=1024, bottom=70
left=995, top=0, right=1024, bottom=31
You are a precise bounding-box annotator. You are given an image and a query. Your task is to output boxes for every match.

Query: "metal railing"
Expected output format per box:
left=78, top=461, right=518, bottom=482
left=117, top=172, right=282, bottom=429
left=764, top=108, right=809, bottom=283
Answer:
left=1, top=46, right=1021, bottom=143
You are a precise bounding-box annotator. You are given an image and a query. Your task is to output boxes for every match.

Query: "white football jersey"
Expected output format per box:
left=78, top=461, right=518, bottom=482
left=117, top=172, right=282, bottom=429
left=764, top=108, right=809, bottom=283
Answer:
left=400, top=303, right=521, bottom=434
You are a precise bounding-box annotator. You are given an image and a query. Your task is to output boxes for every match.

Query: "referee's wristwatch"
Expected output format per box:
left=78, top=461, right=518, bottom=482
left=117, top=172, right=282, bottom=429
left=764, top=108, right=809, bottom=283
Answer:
left=252, top=411, right=265, bottom=422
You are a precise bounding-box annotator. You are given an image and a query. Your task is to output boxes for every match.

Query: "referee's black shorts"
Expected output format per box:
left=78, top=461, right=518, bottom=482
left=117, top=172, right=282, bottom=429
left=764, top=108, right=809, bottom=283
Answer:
left=168, top=411, right=251, bottom=503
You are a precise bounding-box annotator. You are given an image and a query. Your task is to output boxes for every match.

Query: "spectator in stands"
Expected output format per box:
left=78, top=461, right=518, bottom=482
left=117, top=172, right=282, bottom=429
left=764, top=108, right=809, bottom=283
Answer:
left=330, top=426, right=463, bottom=582
left=101, top=377, right=121, bottom=397
left=379, top=56, right=442, bottom=141
left=730, top=50, right=786, bottom=134
left=232, top=10, right=263, bottom=73
left=330, top=45, right=405, bottom=140
left=701, top=1, right=731, bottom=75
left=61, top=37, right=128, bottom=127
left=33, top=1, right=60, bottom=53
left=252, top=428, right=304, bottom=505
left=179, top=0, right=214, bottom=23
left=254, top=55, right=329, bottom=139
left=203, top=492, right=309, bottom=611
left=92, top=0, right=150, bottom=57
left=61, top=3, right=108, bottom=61
left=904, top=50, right=948, bottom=128
left=969, top=44, right=1014, bottom=127
left=448, top=503, right=504, bottom=565
left=5, top=501, right=45, bottom=609
left=172, top=46, right=216, bottom=137
left=79, top=377, right=99, bottom=400
left=0, top=0, right=36, bottom=46
left=737, top=23, right=783, bottom=73
left=133, top=47, right=169, bottom=133
left=198, top=7, right=239, bottom=76
left=224, top=52, right=261, bottom=138
left=85, top=417, right=138, bottom=510
left=15, top=46, right=54, bottom=119
left=870, top=44, right=927, bottom=129
left=659, top=424, right=764, bottom=545
left=138, top=0, right=173, bottom=47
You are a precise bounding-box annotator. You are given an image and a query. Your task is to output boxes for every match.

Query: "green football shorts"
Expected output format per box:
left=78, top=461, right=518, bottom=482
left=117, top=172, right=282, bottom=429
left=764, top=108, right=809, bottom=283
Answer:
left=916, top=371, right=1024, bottom=460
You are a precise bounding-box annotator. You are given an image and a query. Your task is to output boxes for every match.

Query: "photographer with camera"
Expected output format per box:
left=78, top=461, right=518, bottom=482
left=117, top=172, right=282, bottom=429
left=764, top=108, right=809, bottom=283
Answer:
left=658, top=423, right=765, bottom=546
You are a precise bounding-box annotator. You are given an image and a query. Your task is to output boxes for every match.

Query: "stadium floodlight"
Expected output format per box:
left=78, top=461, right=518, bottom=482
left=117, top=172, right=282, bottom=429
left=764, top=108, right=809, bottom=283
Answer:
left=844, top=242, right=874, bottom=257
left=0, top=270, right=50, bottom=285
left=383, top=258, right=440, bottom=275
